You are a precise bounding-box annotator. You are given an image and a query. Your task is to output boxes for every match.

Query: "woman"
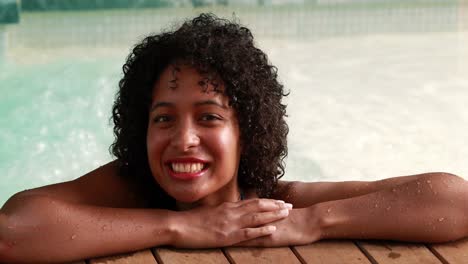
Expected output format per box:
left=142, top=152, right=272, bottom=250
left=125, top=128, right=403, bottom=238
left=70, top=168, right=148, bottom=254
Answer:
left=1, top=13, right=467, bottom=263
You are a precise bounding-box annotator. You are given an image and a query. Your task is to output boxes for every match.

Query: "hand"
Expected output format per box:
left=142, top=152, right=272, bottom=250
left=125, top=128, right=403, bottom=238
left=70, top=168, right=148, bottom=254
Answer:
left=169, top=199, right=292, bottom=248
left=233, top=207, right=321, bottom=247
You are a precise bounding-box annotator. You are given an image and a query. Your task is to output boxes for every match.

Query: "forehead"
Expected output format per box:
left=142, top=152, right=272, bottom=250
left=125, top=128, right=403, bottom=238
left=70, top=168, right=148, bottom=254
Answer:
left=152, top=64, right=227, bottom=102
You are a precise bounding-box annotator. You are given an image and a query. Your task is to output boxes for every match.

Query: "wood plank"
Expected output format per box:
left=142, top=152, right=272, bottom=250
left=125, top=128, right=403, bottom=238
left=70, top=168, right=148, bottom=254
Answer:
left=89, top=249, right=157, bottom=264
left=429, top=237, right=468, bottom=264
left=224, top=247, right=300, bottom=264
left=293, top=240, right=372, bottom=264
left=357, top=241, right=442, bottom=264
left=154, top=248, right=229, bottom=264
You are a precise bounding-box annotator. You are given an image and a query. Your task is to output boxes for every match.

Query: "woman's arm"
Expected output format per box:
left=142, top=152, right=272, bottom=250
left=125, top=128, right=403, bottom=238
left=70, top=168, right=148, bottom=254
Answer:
left=0, top=161, right=290, bottom=263
left=275, top=173, right=439, bottom=208
left=0, top=194, right=176, bottom=263
left=239, top=172, right=468, bottom=246
left=317, top=172, right=468, bottom=242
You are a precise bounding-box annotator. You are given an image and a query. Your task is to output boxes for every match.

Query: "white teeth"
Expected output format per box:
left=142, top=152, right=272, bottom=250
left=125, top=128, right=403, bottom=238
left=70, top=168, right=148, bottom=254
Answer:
left=171, top=163, right=204, bottom=173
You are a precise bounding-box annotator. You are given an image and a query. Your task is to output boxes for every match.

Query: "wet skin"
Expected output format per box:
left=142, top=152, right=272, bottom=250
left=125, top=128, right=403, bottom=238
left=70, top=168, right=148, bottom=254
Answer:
left=147, top=64, right=242, bottom=209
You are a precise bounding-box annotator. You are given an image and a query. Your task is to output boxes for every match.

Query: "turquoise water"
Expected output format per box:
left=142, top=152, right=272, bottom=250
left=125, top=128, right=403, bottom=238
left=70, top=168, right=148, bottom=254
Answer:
left=1, top=3, right=467, bottom=206
left=0, top=56, right=121, bottom=203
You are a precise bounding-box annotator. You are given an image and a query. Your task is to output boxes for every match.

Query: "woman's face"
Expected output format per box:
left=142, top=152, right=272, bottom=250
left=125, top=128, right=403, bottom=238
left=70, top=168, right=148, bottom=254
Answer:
left=147, top=64, right=242, bottom=208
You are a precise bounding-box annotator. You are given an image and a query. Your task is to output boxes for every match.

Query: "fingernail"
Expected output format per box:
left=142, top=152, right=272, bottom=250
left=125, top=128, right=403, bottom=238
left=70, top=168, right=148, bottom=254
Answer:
left=284, top=203, right=293, bottom=209
left=276, top=200, right=285, bottom=204
left=279, top=209, right=289, bottom=215
left=267, top=225, right=276, bottom=232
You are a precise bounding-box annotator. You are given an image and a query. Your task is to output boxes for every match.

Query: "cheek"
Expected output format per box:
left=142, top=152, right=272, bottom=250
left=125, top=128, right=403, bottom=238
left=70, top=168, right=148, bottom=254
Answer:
left=211, top=126, right=241, bottom=162
left=146, top=128, right=166, bottom=166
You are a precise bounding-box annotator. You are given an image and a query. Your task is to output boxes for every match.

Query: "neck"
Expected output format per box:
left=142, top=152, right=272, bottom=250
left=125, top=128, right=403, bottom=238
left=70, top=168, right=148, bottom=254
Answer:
left=176, top=182, right=242, bottom=211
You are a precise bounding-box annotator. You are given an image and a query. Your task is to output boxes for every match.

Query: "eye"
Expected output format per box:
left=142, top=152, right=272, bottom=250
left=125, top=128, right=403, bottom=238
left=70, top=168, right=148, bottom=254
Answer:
left=200, top=113, right=222, bottom=122
left=153, top=115, right=172, bottom=123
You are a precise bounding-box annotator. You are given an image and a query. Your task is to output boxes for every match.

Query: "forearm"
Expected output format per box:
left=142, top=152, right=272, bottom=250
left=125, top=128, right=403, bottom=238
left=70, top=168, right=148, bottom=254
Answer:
left=277, top=173, right=438, bottom=207
left=0, top=194, right=176, bottom=263
left=315, top=173, right=468, bottom=243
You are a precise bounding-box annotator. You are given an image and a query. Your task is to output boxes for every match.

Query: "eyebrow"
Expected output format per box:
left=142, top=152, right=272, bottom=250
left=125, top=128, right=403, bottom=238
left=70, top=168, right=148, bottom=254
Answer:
left=194, top=100, right=228, bottom=109
left=150, top=100, right=227, bottom=112
left=150, top=102, right=172, bottom=112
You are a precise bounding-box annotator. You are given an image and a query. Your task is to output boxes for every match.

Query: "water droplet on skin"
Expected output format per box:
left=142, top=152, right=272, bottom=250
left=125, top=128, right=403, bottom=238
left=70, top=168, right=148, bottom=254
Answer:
left=374, top=204, right=379, bottom=208
left=417, top=189, right=421, bottom=194
left=417, top=181, right=421, bottom=185
left=327, top=208, right=332, bottom=213
left=392, top=188, right=397, bottom=192
left=438, top=218, right=445, bottom=222
left=427, top=180, right=431, bottom=184
left=101, top=225, right=109, bottom=231
left=71, top=234, right=77, bottom=240
left=386, top=206, right=391, bottom=211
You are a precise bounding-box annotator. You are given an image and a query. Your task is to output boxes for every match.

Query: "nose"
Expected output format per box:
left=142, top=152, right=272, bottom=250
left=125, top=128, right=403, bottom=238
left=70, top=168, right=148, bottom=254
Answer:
left=170, top=118, right=200, bottom=152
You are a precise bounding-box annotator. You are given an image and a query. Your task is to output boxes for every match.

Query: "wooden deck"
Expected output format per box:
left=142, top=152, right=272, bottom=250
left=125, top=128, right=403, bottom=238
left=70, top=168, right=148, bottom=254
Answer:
left=67, top=238, right=468, bottom=264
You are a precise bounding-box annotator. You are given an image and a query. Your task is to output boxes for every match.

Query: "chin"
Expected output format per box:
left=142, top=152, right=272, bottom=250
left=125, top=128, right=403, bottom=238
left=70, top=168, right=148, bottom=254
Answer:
left=169, top=189, right=205, bottom=203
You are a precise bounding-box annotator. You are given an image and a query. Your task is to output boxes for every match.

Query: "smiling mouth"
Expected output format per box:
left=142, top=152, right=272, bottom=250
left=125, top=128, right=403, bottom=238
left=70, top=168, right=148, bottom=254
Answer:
left=166, top=161, right=209, bottom=180
left=171, top=162, right=206, bottom=173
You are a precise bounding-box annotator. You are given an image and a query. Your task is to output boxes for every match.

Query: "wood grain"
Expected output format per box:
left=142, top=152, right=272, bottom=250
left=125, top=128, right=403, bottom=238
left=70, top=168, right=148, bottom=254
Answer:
left=429, top=237, right=468, bottom=264
left=358, top=241, right=442, bottom=264
left=89, top=249, right=157, bottom=264
left=294, top=240, right=372, bottom=264
left=224, top=247, right=300, bottom=264
left=154, top=248, right=229, bottom=264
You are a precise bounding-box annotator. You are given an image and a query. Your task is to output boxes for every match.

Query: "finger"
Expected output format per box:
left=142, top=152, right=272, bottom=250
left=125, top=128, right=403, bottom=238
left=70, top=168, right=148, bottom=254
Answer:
left=230, top=225, right=276, bottom=245
left=235, top=198, right=293, bottom=212
left=241, top=209, right=289, bottom=228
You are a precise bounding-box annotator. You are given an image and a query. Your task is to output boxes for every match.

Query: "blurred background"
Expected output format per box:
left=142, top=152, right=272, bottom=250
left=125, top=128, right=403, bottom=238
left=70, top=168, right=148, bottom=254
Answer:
left=1, top=0, right=467, bottom=206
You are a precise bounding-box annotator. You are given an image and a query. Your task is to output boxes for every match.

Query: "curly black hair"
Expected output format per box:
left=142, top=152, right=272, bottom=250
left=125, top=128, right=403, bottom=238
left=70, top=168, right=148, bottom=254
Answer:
left=111, top=13, right=288, bottom=208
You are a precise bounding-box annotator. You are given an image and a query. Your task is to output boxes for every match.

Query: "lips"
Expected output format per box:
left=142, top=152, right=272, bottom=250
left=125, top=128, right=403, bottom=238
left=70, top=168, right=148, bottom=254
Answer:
left=165, top=157, right=209, bottom=180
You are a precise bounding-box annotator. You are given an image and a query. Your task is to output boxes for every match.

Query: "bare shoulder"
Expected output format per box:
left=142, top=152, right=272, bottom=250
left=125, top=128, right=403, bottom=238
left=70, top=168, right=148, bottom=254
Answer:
left=11, top=160, right=149, bottom=208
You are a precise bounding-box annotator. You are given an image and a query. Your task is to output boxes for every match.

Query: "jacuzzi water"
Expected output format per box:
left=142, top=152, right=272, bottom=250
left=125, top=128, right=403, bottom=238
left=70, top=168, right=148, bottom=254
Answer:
left=1, top=4, right=467, bottom=206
